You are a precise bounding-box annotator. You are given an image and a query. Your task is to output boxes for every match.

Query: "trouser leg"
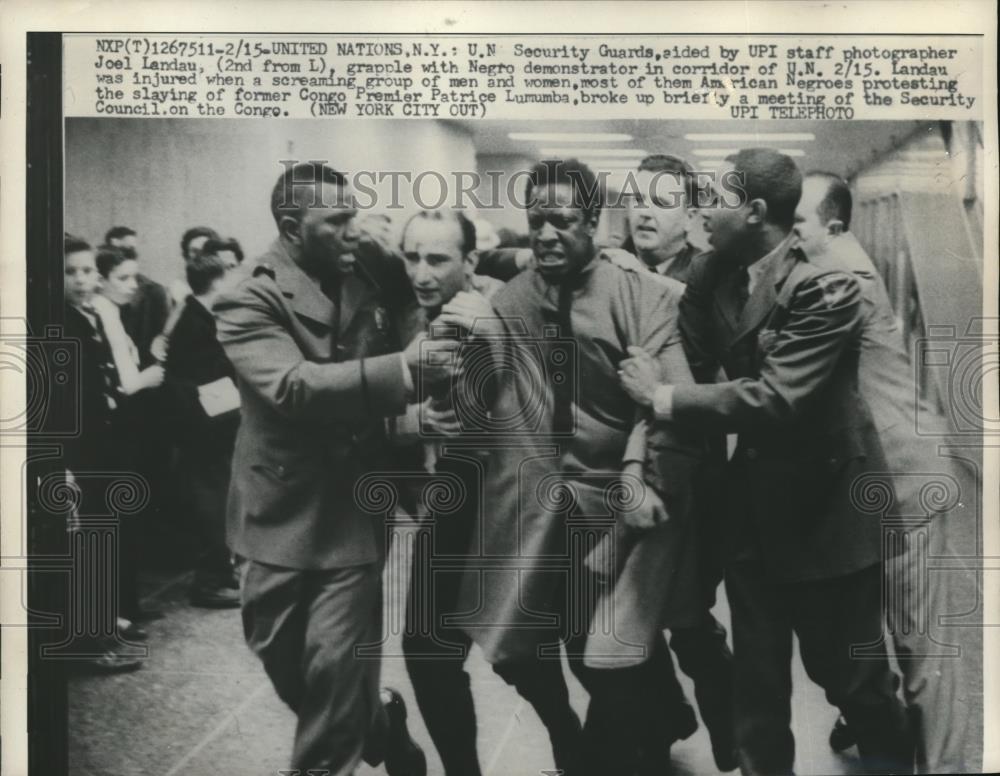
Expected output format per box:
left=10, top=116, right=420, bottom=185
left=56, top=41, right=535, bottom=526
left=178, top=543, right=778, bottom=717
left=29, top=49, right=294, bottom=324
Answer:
left=725, top=561, right=795, bottom=776
left=186, top=450, right=234, bottom=588
left=670, top=613, right=736, bottom=767
left=403, top=521, right=481, bottom=776
left=493, top=655, right=583, bottom=776
left=888, top=516, right=973, bottom=773
left=572, top=649, right=672, bottom=776
left=792, top=564, right=913, bottom=774
left=241, top=560, right=383, bottom=776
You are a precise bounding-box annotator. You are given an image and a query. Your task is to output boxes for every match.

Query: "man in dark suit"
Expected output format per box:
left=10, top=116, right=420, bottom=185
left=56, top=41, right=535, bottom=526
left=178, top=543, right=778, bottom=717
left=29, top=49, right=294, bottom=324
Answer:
left=164, top=252, right=242, bottom=608
left=215, top=162, right=453, bottom=776
left=620, top=149, right=912, bottom=775
left=390, top=209, right=503, bottom=776
left=797, top=173, right=975, bottom=772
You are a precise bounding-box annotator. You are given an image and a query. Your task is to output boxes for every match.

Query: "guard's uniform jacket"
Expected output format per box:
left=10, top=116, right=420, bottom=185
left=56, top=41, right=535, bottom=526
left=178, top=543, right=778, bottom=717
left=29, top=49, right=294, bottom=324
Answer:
left=215, top=238, right=415, bottom=569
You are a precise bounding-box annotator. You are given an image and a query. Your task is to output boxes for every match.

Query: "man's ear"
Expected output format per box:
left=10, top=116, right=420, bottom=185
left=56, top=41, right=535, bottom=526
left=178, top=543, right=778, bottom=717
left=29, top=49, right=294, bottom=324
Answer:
left=746, top=198, right=768, bottom=226
left=826, top=219, right=846, bottom=237
left=279, top=215, right=302, bottom=245
left=464, top=250, right=480, bottom=277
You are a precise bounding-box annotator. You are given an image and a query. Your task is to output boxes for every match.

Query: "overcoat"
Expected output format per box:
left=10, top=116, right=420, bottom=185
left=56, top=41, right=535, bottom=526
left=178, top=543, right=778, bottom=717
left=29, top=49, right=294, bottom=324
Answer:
left=215, top=239, right=415, bottom=569
left=456, top=253, right=707, bottom=667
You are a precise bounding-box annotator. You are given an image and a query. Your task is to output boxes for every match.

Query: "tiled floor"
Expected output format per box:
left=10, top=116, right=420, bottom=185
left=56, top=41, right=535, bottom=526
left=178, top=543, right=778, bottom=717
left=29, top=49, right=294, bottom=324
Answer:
left=68, top=521, right=982, bottom=776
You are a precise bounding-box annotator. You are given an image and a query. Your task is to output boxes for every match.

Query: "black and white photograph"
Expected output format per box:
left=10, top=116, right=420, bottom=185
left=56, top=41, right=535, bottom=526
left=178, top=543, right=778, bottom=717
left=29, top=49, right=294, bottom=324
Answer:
left=1, top=5, right=996, bottom=776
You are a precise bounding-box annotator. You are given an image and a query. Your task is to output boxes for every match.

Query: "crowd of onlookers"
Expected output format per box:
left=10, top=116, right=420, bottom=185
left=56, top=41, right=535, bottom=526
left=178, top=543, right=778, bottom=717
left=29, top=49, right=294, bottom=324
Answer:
left=62, top=225, right=246, bottom=673
left=61, top=217, right=522, bottom=674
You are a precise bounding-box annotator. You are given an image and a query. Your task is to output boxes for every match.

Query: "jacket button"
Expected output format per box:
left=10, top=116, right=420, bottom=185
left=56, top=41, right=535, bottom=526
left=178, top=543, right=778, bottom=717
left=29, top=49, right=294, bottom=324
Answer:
left=746, top=448, right=758, bottom=460
left=277, top=464, right=286, bottom=476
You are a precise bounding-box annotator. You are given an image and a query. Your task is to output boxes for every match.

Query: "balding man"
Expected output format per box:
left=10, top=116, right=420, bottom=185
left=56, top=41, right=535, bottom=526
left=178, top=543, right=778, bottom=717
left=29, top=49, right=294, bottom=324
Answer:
left=796, top=172, right=974, bottom=773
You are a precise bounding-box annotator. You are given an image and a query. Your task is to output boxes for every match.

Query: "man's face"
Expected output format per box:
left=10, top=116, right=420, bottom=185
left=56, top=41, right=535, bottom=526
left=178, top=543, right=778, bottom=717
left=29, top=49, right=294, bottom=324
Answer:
left=794, top=177, right=833, bottom=256
left=64, top=250, right=99, bottom=307
left=102, top=259, right=140, bottom=305
left=701, top=161, right=751, bottom=261
left=626, top=170, right=689, bottom=263
left=184, top=235, right=209, bottom=262
left=294, top=181, right=361, bottom=274
left=402, top=216, right=469, bottom=310
left=527, top=182, right=595, bottom=281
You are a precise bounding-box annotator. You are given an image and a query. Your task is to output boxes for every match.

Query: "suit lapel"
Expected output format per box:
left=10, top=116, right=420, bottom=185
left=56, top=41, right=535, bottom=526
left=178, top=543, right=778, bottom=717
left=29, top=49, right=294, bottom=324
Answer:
left=261, top=241, right=336, bottom=327
left=728, top=237, right=800, bottom=347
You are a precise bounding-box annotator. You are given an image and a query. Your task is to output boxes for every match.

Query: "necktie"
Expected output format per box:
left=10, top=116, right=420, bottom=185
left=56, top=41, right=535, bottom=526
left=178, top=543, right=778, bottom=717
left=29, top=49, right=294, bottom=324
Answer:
left=82, top=305, right=121, bottom=410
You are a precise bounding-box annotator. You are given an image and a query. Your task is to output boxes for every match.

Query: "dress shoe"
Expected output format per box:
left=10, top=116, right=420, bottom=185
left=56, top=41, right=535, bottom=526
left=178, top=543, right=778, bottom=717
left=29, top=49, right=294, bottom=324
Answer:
left=710, top=737, right=739, bottom=773
left=381, top=687, right=427, bottom=776
left=829, top=715, right=856, bottom=752
left=73, top=640, right=144, bottom=675
left=117, top=617, right=149, bottom=641
left=190, top=585, right=241, bottom=609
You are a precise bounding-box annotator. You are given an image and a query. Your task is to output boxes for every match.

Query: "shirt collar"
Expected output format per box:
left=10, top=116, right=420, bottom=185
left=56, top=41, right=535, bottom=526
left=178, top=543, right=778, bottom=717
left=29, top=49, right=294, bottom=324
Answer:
left=747, top=232, right=796, bottom=293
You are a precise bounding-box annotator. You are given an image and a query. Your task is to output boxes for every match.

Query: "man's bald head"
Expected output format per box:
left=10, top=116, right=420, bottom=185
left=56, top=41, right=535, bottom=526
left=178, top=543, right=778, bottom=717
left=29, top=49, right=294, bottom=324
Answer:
left=795, top=172, right=853, bottom=255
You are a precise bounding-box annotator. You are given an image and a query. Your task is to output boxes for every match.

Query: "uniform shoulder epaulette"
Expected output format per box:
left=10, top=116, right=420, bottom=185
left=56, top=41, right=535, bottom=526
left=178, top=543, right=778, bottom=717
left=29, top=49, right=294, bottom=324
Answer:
left=252, top=263, right=276, bottom=281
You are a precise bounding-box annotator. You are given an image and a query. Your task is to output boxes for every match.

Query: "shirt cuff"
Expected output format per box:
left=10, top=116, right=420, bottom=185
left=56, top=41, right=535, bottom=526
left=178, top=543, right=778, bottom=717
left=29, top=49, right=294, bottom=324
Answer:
left=652, top=384, right=675, bottom=420
left=400, top=352, right=414, bottom=397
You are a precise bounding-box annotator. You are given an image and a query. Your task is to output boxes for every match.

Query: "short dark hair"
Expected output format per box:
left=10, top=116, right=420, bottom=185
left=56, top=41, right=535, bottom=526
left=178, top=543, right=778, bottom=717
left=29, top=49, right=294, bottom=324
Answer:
left=104, top=225, right=136, bottom=245
left=401, top=210, right=477, bottom=257
left=201, top=237, right=245, bottom=264
left=186, top=252, right=228, bottom=295
left=95, top=245, right=134, bottom=278
left=806, top=171, right=853, bottom=229
left=725, top=149, right=802, bottom=229
left=637, top=154, right=699, bottom=205
left=525, top=158, right=603, bottom=223
left=180, top=226, right=221, bottom=259
left=270, top=162, right=349, bottom=228
left=64, top=234, right=92, bottom=255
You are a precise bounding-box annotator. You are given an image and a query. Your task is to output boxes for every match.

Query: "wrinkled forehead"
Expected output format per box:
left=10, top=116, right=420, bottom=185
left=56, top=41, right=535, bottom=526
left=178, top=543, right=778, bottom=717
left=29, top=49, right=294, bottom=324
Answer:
left=530, top=182, right=580, bottom=211
left=403, top=214, right=465, bottom=256
left=633, top=169, right=687, bottom=199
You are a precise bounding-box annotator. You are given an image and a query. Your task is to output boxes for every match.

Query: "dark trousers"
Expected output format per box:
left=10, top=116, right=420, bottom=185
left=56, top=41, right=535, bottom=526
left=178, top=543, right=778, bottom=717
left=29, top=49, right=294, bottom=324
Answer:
left=180, top=445, right=234, bottom=588
left=727, top=560, right=912, bottom=775
left=241, top=559, right=388, bottom=775
left=402, top=512, right=483, bottom=776
left=649, top=614, right=736, bottom=768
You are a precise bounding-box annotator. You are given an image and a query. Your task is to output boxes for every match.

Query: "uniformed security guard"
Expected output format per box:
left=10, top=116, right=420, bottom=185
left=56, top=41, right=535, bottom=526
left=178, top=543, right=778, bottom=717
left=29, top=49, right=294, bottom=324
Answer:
left=215, top=162, right=458, bottom=776
left=620, top=149, right=913, bottom=775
